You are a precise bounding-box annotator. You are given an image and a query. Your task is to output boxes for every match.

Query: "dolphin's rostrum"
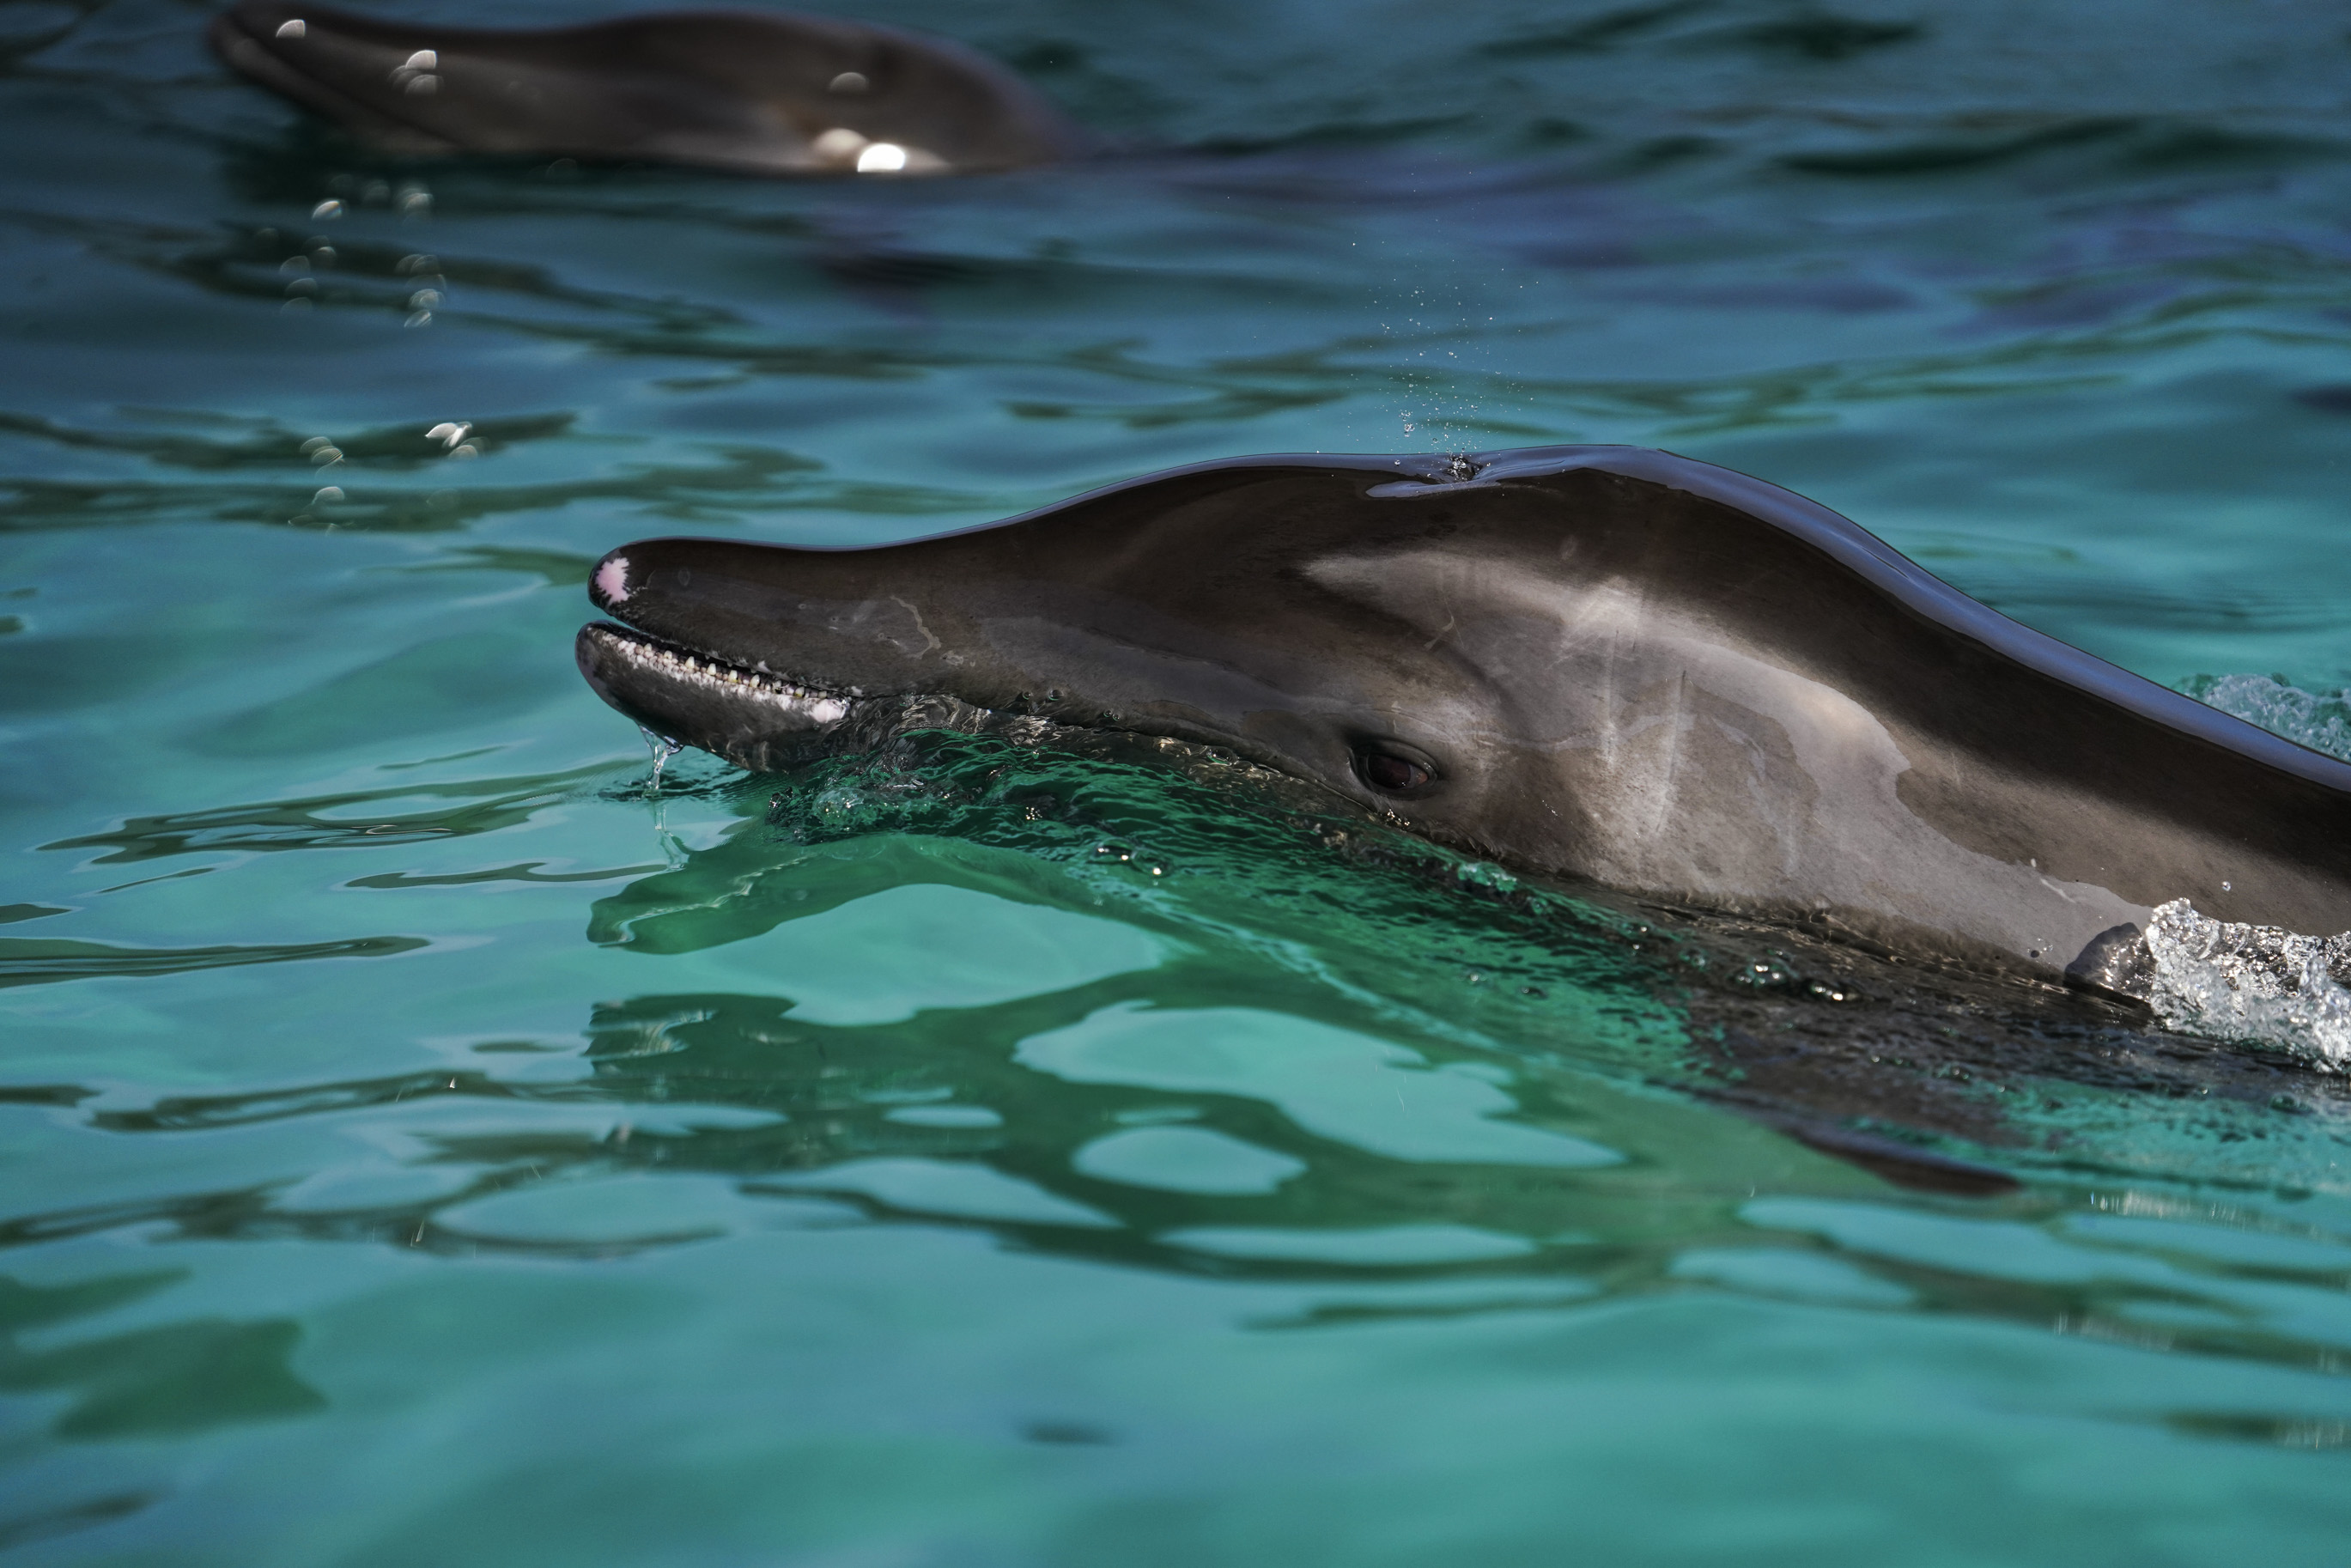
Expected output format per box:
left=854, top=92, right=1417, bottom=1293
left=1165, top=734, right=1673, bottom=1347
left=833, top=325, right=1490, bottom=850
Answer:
left=576, top=446, right=2351, bottom=989
left=209, top=0, right=1083, bottom=175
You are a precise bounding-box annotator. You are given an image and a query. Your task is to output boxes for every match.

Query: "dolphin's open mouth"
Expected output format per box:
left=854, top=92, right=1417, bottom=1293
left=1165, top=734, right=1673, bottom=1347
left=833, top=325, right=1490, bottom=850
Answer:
left=575, top=622, right=864, bottom=764
left=580, top=622, right=855, bottom=724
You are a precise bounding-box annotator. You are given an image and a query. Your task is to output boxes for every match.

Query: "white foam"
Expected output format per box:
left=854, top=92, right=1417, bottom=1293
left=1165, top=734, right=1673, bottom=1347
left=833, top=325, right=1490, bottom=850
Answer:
left=2142, top=898, right=2351, bottom=1069
left=2182, top=673, right=2351, bottom=763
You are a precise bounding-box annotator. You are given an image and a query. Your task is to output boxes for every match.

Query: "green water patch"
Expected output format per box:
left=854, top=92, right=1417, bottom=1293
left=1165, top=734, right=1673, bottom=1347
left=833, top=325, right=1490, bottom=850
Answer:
left=0, top=933, right=428, bottom=988
left=0, top=1268, right=322, bottom=1440
left=43, top=761, right=627, bottom=864
left=637, top=733, right=2351, bottom=1200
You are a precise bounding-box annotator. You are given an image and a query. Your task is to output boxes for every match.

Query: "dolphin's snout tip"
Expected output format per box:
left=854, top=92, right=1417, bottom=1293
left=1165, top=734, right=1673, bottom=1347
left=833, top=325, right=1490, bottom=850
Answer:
left=590, top=550, right=632, bottom=611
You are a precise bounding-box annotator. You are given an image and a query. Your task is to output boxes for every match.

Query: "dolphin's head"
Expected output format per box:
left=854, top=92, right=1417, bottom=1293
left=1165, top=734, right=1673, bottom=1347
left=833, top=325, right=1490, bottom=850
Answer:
left=576, top=453, right=1624, bottom=866
left=210, top=0, right=1081, bottom=174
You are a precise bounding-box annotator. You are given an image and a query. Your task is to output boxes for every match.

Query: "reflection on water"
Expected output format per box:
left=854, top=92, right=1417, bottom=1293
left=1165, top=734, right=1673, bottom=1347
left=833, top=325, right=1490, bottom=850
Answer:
left=7, top=0, right=2351, bottom=1558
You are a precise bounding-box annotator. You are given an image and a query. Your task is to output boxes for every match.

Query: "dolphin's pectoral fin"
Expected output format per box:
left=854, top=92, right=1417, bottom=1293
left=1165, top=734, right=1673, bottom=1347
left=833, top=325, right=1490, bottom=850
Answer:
left=2062, top=921, right=2154, bottom=1004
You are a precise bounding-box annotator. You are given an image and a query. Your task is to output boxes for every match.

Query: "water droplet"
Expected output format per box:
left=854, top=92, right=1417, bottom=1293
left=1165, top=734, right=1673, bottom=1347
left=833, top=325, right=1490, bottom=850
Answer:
left=310, top=485, right=343, bottom=504
left=856, top=142, right=908, bottom=173
left=638, top=726, right=684, bottom=793
left=275, top=18, right=305, bottom=37
left=311, top=198, right=342, bottom=220
left=404, top=309, right=433, bottom=329
left=829, top=70, right=868, bottom=93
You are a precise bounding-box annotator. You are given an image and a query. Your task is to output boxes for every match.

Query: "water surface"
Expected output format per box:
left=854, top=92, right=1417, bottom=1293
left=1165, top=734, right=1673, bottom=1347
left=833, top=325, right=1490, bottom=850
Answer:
left=4, top=0, right=2351, bottom=1560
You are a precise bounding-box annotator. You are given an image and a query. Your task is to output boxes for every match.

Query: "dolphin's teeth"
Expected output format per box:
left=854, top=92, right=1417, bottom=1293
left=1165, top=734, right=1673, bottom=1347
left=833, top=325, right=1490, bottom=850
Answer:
left=595, top=624, right=853, bottom=730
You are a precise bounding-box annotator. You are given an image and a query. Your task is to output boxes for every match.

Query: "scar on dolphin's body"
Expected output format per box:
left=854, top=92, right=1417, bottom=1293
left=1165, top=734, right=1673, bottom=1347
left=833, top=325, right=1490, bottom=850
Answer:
left=574, top=446, right=2351, bottom=998
left=208, top=0, right=1084, bottom=176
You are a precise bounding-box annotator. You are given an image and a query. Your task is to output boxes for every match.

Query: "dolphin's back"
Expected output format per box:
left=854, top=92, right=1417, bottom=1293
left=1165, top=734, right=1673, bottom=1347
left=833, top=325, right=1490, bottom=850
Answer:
left=1467, top=450, right=2351, bottom=937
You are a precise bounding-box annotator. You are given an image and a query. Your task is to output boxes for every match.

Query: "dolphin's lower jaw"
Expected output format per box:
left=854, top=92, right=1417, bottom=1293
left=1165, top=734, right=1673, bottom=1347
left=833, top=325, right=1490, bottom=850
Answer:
left=575, top=622, right=1015, bottom=770
left=580, top=622, right=853, bottom=769
left=574, top=620, right=1333, bottom=782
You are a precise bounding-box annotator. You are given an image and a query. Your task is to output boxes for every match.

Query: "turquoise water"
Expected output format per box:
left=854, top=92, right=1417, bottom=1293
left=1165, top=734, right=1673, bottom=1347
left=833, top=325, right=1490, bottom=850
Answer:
left=7, top=0, right=2351, bottom=1559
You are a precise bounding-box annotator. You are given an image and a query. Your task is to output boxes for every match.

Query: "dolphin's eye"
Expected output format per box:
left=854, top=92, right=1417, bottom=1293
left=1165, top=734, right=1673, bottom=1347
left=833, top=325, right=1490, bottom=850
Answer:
left=1354, top=744, right=1435, bottom=795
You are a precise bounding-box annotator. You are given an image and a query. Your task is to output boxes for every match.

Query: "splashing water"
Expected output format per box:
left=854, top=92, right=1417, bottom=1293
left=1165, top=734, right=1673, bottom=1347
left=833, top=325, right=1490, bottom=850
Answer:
left=637, top=725, right=684, bottom=794
left=2142, top=898, right=2351, bottom=1069
left=2180, top=674, right=2351, bottom=763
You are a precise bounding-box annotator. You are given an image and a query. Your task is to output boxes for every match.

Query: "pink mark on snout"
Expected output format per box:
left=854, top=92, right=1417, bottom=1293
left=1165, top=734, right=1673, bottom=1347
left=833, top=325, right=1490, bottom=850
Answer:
left=594, top=554, right=630, bottom=605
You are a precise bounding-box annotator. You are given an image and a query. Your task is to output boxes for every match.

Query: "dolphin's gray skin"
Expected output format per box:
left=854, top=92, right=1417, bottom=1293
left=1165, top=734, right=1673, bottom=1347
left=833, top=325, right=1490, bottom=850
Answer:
left=209, top=0, right=1082, bottom=175
left=574, top=446, right=2351, bottom=988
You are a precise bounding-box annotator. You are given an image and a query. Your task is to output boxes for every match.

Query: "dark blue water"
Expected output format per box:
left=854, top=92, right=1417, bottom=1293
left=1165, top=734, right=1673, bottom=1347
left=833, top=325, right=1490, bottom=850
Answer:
left=4, top=1, right=2351, bottom=1560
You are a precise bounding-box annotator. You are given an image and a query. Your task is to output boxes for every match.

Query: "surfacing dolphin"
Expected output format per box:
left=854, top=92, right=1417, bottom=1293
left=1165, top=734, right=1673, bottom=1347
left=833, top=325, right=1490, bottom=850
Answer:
left=209, top=0, right=1082, bottom=175
left=574, top=446, right=2351, bottom=991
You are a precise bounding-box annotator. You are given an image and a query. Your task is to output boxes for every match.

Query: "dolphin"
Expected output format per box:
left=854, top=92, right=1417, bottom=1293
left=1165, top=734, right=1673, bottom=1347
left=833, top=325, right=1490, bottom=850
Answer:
left=209, top=0, right=1082, bottom=175
left=574, top=446, right=2351, bottom=991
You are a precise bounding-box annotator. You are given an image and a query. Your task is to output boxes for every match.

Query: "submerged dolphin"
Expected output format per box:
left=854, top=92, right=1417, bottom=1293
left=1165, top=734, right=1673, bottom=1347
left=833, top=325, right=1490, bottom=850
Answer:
left=574, top=446, right=2351, bottom=989
left=209, top=0, right=1082, bottom=175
